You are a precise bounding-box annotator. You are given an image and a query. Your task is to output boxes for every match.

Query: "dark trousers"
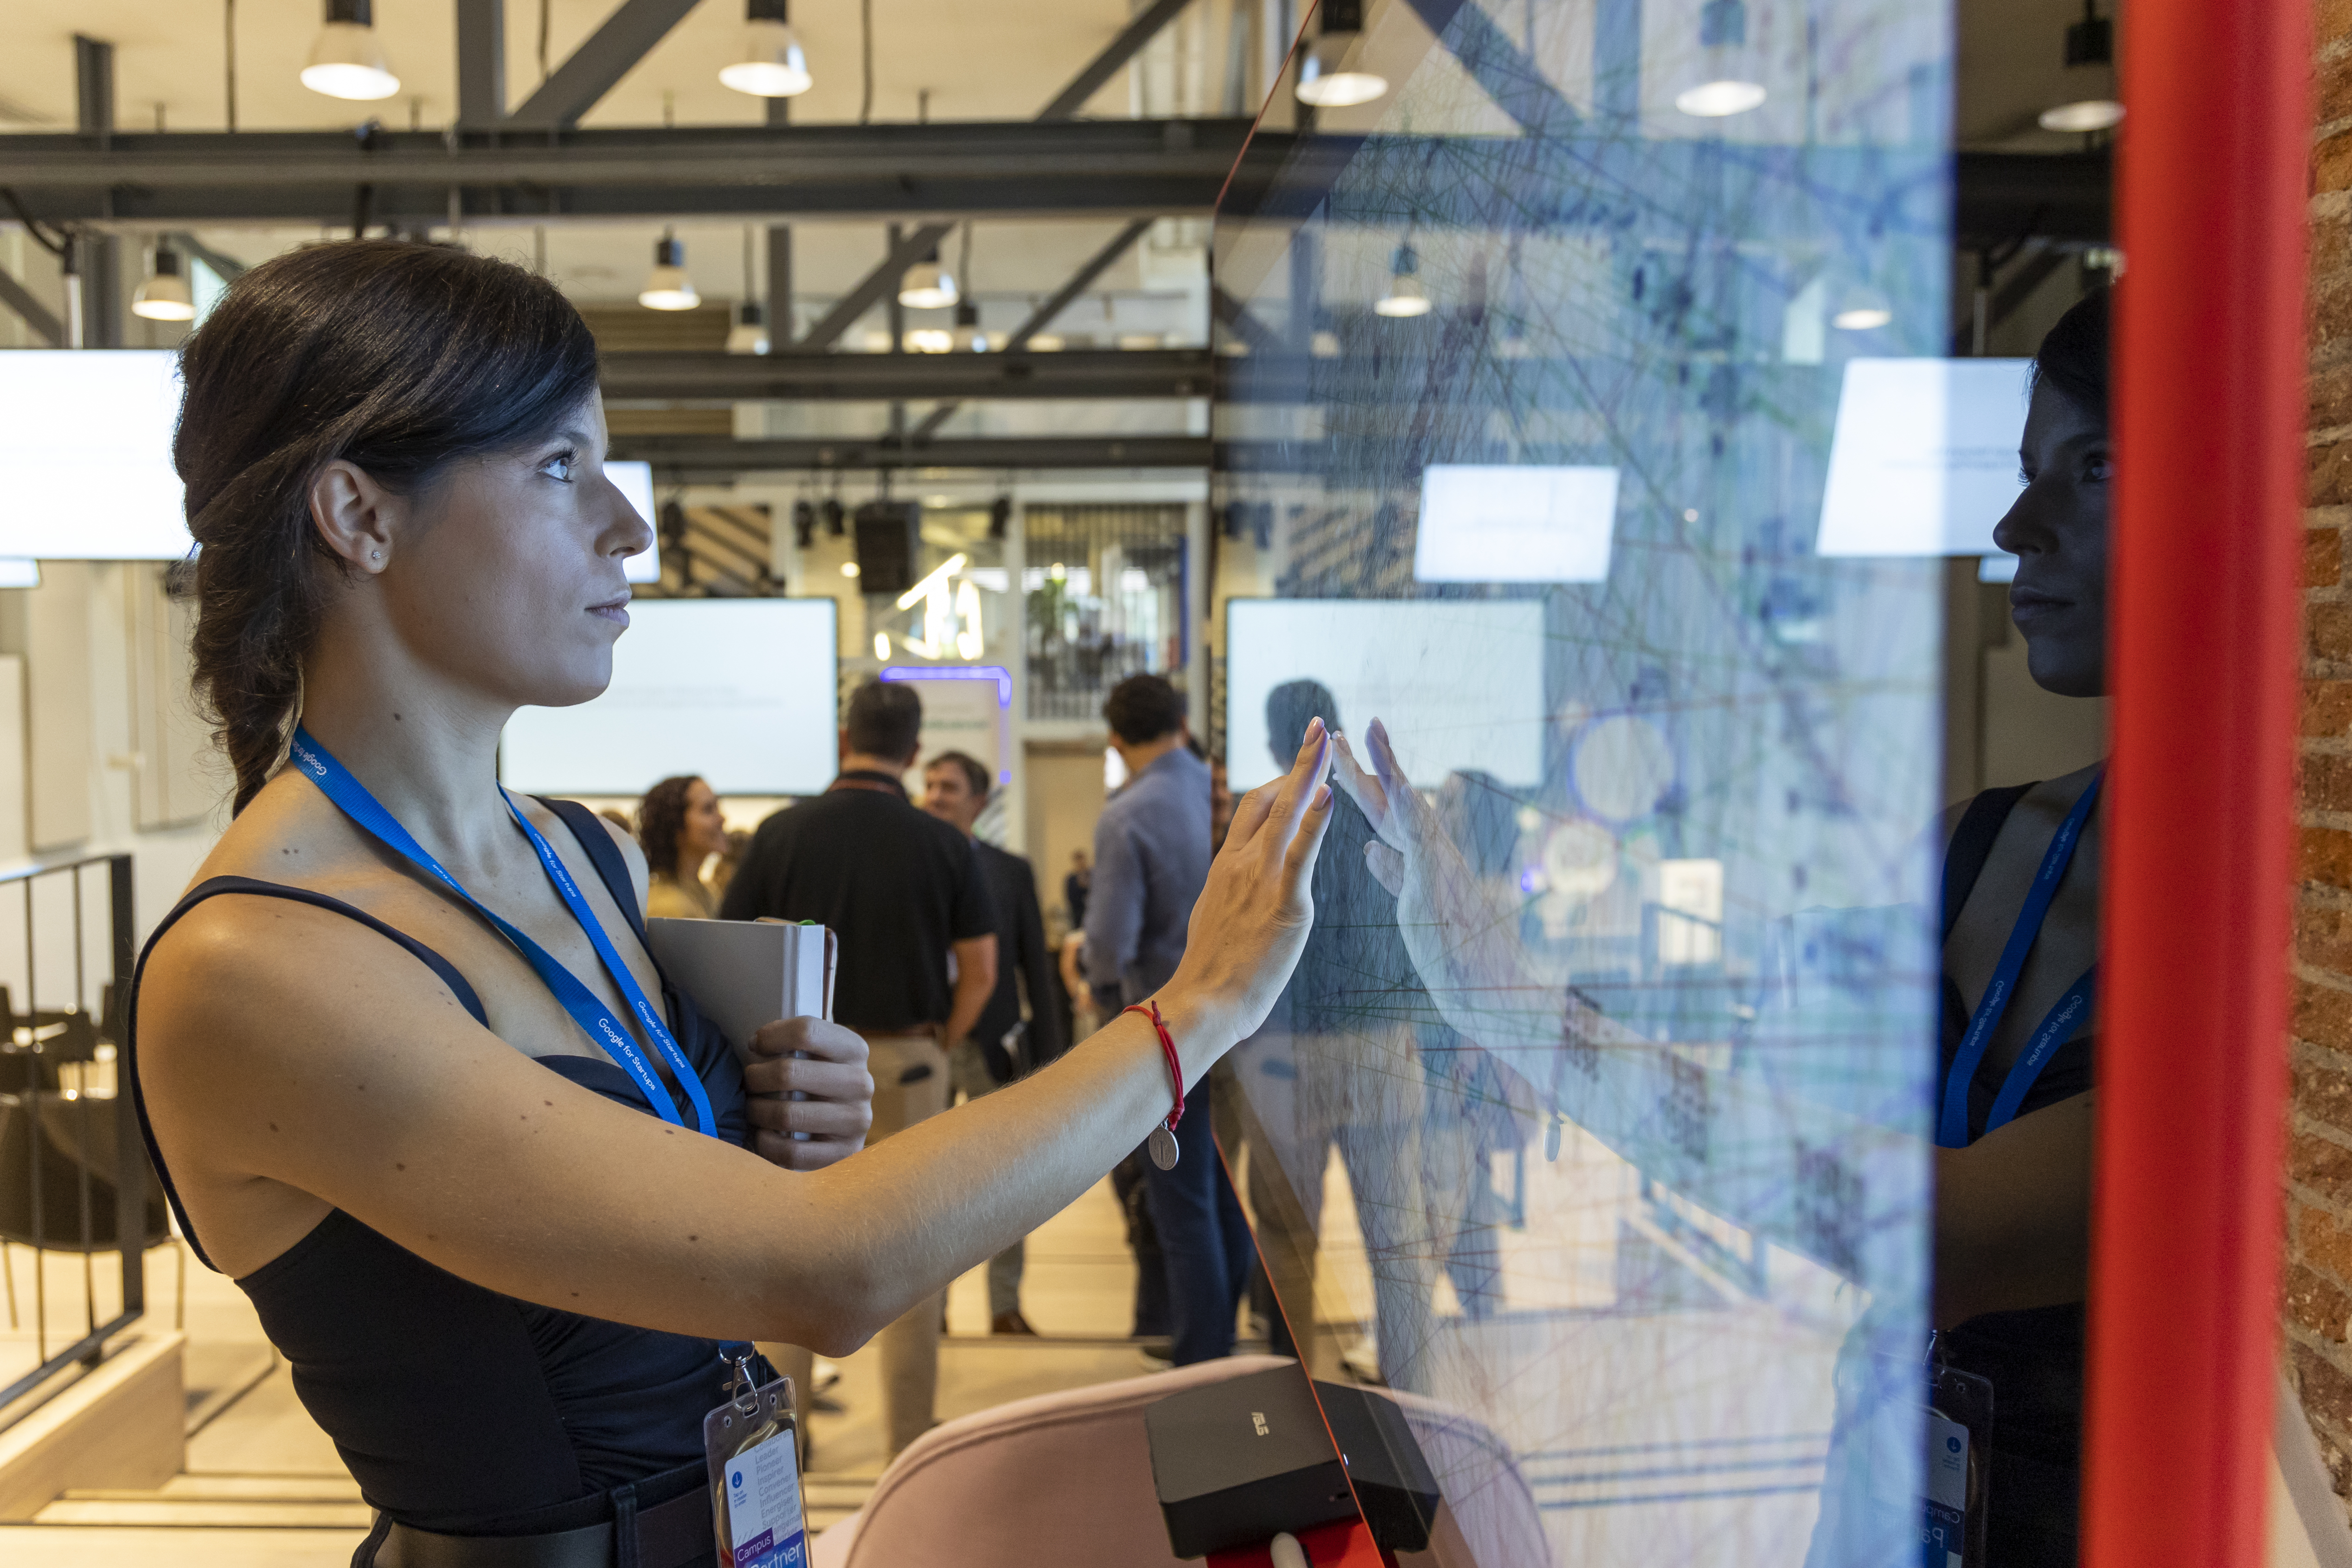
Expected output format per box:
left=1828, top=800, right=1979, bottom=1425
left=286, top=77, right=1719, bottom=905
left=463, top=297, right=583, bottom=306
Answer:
left=1111, top=1152, right=1169, bottom=1338
left=1141, top=1106, right=1255, bottom=1365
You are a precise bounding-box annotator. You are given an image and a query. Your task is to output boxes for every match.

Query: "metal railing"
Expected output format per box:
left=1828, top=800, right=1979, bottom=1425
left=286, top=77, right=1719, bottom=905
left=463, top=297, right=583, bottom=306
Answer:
left=0, top=850, right=153, bottom=1422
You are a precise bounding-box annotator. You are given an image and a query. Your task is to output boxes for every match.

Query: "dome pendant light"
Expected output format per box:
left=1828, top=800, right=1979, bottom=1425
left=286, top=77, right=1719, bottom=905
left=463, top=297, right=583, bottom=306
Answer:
left=1829, top=284, right=1892, bottom=332
left=2038, top=0, right=2122, bottom=133
left=132, top=247, right=196, bottom=322
left=1295, top=0, right=1387, bottom=108
left=726, top=300, right=770, bottom=354
left=1374, top=244, right=1432, bottom=319
left=1674, top=0, right=1766, bottom=119
left=952, top=299, right=988, bottom=353
left=720, top=0, right=814, bottom=97
left=301, top=0, right=401, bottom=101
left=897, top=246, right=957, bottom=310
left=639, top=232, right=700, bottom=311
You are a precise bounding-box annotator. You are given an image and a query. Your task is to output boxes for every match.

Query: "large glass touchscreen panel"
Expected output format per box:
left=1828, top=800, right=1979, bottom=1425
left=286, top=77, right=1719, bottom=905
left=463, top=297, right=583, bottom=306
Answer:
left=1211, top=1, right=1953, bottom=1562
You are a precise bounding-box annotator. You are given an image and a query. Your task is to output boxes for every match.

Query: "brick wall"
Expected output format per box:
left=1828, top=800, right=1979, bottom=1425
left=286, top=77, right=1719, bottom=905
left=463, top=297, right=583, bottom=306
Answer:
left=2285, top=0, right=2352, bottom=1504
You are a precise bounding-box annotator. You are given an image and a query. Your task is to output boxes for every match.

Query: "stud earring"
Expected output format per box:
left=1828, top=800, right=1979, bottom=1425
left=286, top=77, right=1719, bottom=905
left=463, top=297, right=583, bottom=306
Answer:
left=371, top=550, right=381, bottom=562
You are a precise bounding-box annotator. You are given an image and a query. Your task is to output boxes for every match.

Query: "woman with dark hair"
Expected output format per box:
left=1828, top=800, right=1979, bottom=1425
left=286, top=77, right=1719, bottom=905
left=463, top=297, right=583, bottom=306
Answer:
left=131, top=240, right=1335, bottom=1567
left=635, top=774, right=725, bottom=919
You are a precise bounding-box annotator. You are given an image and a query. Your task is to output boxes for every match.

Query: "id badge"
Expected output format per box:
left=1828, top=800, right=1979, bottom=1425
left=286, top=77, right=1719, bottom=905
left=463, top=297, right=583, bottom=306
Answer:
left=705, top=1359, right=807, bottom=1568
left=1921, top=1360, right=1993, bottom=1568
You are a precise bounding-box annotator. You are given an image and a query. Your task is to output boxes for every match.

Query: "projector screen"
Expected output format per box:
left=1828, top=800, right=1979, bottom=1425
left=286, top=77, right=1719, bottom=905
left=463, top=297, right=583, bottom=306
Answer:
left=500, top=599, right=839, bottom=796
left=1224, top=600, right=1547, bottom=792
left=0, top=350, right=666, bottom=571
left=1814, top=357, right=2031, bottom=558
left=0, top=352, right=187, bottom=559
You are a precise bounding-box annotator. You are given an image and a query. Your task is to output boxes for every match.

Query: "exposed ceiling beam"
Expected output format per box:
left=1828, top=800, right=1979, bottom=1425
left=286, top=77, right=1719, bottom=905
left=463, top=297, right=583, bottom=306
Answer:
left=795, top=222, right=955, bottom=353
left=0, top=128, right=2107, bottom=243
left=601, top=346, right=1216, bottom=401
left=905, top=217, right=1159, bottom=441
left=608, top=433, right=1213, bottom=476
left=800, top=0, right=1198, bottom=352
left=1211, top=284, right=1282, bottom=358
left=457, top=0, right=506, bottom=127
left=0, top=263, right=63, bottom=346
left=165, top=229, right=246, bottom=278
left=506, top=0, right=704, bottom=132
left=1037, top=0, right=1197, bottom=122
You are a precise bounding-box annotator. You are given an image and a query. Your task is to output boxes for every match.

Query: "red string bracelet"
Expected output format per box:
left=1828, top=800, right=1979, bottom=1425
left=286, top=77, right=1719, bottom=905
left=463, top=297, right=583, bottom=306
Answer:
left=1124, top=1001, right=1184, bottom=1169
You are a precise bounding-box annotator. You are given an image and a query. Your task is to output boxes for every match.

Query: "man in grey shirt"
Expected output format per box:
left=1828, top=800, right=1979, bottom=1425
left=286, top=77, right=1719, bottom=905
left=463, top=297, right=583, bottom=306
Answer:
left=1084, top=674, right=1250, bottom=1364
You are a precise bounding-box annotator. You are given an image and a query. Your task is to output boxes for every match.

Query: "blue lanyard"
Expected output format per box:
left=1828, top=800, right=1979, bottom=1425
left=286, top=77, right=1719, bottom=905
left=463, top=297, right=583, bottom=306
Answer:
left=287, top=727, right=719, bottom=1138
left=1938, top=773, right=2101, bottom=1149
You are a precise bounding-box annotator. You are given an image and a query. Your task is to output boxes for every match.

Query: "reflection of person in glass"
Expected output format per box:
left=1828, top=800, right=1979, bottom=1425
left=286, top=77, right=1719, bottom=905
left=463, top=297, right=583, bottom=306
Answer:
left=1237, top=679, right=1437, bottom=1390
left=1333, top=290, right=2112, bottom=1565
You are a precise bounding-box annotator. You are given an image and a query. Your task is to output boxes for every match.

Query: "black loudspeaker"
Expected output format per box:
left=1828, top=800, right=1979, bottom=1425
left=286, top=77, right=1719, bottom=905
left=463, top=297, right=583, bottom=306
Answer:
left=852, top=501, right=920, bottom=597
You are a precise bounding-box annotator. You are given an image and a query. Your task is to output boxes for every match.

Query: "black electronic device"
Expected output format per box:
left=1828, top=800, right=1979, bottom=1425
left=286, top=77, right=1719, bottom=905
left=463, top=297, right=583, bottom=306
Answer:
left=852, top=500, right=920, bottom=597
left=1145, top=1366, right=1357, bottom=1559
left=1311, top=1381, right=1442, bottom=1553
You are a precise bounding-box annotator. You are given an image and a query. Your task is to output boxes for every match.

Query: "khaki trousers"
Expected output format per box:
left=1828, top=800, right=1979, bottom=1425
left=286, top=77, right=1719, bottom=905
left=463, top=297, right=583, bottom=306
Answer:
left=758, top=1029, right=949, bottom=1460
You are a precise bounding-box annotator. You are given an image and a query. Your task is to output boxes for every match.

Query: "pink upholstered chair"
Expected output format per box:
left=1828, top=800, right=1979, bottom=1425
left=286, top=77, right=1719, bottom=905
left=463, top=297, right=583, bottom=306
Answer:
left=809, top=1355, right=1549, bottom=1568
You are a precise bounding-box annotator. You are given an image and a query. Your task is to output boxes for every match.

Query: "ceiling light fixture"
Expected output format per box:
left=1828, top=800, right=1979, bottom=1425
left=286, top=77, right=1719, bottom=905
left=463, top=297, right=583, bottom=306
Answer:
left=2038, top=1, right=2120, bottom=133
left=1375, top=244, right=1432, bottom=319
left=1295, top=0, right=1387, bottom=108
left=720, top=0, right=813, bottom=97
left=897, top=245, right=957, bottom=310
left=952, top=299, right=988, bottom=353
left=1830, top=285, right=1892, bottom=331
left=726, top=300, right=769, bottom=354
left=1673, top=0, right=1766, bottom=119
left=301, top=0, right=401, bottom=101
left=639, top=232, right=699, bottom=311
left=132, top=247, right=196, bottom=322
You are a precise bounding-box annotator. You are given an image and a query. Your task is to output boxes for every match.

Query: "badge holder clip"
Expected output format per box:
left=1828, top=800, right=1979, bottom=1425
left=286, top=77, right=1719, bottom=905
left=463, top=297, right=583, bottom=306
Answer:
left=704, top=1352, right=808, bottom=1568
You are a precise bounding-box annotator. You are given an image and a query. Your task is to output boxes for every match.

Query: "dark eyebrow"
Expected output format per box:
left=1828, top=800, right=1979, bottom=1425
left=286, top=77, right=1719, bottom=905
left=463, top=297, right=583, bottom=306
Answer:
left=546, top=428, right=594, bottom=451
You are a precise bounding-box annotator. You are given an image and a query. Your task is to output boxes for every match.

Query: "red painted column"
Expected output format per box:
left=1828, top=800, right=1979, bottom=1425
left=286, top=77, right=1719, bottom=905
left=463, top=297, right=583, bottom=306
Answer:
left=2084, top=1, right=2313, bottom=1563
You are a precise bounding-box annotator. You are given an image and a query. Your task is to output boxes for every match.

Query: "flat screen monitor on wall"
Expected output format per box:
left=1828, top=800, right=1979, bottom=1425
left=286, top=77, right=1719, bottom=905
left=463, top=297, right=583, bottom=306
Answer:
left=1223, top=600, right=1547, bottom=793
left=0, top=351, right=663, bottom=577
left=499, top=599, right=839, bottom=797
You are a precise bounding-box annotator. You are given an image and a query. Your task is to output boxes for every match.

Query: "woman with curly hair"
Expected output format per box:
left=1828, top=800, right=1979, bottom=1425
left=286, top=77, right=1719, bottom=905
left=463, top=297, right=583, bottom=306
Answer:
left=635, top=774, right=725, bottom=918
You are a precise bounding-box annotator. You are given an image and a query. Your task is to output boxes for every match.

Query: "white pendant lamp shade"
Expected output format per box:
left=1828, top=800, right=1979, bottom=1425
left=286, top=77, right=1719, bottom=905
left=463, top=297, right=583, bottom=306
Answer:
left=952, top=300, right=988, bottom=353
left=719, top=4, right=813, bottom=98
left=1674, top=0, right=1764, bottom=119
left=1830, top=285, right=1893, bottom=332
left=301, top=0, right=401, bottom=101
left=132, top=249, right=196, bottom=322
left=725, top=300, right=770, bottom=354
left=639, top=235, right=700, bottom=311
left=1375, top=244, right=1432, bottom=318
left=2039, top=99, right=2123, bottom=132
left=1296, top=36, right=1388, bottom=108
left=898, top=249, right=957, bottom=310
left=1294, top=0, right=1385, bottom=108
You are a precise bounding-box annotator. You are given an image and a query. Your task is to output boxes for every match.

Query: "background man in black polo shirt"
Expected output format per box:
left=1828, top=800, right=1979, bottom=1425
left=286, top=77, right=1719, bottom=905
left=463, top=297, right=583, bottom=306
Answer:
left=920, top=749, right=1066, bottom=1338
left=721, top=678, right=998, bottom=1457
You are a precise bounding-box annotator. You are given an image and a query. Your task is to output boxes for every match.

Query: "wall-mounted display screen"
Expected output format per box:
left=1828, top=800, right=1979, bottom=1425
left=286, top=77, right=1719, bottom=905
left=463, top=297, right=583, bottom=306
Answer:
left=1224, top=600, right=1546, bottom=792
left=499, top=599, right=838, bottom=796
left=1815, top=358, right=2032, bottom=558
left=606, top=461, right=661, bottom=584
left=1413, top=464, right=1619, bottom=583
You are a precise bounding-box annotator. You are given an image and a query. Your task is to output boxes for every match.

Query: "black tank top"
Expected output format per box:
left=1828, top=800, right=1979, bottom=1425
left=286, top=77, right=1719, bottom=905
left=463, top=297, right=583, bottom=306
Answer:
left=1936, top=781, right=2092, bottom=1568
left=125, top=799, right=752, bottom=1536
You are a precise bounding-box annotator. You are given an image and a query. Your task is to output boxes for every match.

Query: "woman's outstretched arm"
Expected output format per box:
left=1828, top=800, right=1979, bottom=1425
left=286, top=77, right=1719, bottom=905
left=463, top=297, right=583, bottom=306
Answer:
left=138, top=721, right=1336, bottom=1357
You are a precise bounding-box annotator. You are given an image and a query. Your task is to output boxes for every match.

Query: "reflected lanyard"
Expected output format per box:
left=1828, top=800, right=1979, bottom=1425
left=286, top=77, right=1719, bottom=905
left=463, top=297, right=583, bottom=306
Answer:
left=287, top=727, right=719, bottom=1138
left=1936, top=772, right=2101, bottom=1150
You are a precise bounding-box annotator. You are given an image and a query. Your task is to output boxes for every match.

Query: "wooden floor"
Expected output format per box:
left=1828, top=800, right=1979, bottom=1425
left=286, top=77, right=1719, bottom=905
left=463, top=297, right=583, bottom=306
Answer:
left=0, top=1172, right=1239, bottom=1565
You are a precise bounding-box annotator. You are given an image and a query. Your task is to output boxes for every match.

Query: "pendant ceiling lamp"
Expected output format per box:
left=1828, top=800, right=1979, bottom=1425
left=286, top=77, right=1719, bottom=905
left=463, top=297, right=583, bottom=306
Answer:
left=132, top=248, right=196, bottom=322
left=898, top=246, right=957, bottom=310
left=726, top=301, right=770, bottom=354
left=639, top=232, right=700, bottom=311
left=720, top=0, right=814, bottom=97
left=1374, top=244, right=1432, bottom=319
left=1295, top=0, right=1387, bottom=108
left=1673, top=0, right=1766, bottom=119
left=2038, top=0, right=2122, bottom=132
left=301, top=0, right=401, bottom=102
left=1829, top=284, right=1892, bottom=332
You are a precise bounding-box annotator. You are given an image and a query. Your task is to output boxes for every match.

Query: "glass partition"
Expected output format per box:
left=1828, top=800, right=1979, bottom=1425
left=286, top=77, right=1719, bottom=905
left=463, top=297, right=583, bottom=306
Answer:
left=1211, top=0, right=1955, bottom=1562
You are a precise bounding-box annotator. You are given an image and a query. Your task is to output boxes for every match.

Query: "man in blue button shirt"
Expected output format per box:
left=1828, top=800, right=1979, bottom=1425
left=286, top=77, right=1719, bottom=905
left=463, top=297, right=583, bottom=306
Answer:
left=1084, top=673, right=1250, bottom=1365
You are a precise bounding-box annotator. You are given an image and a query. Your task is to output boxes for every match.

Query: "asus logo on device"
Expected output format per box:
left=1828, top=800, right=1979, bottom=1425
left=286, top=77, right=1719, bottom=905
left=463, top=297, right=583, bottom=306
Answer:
left=1252, top=1411, right=1269, bottom=1436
